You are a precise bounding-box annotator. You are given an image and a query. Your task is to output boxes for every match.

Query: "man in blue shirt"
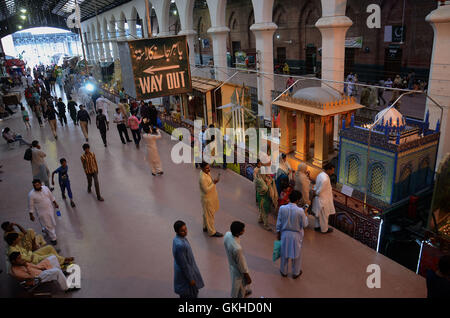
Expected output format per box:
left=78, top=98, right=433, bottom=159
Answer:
left=51, top=158, right=75, bottom=207
left=172, top=220, right=204, bottom=298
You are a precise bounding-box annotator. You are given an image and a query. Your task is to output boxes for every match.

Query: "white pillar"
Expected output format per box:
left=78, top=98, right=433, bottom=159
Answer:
left=178, top=29, right=197, bottom=67
left=109, top=21, right=119, bottom=60
left=154, top=0, right=170, bottom=36
left=250, top=0, right=277, bottom=120
left=425, top=2, right=450, bottom=167
left=207, top=27, right=229, bottom=81
left=251, top=24, right=277, bottom=119
left=129, top=19, right=137, bottom=39
left=84, top=30, right=93, bottom=62
left=315, top=0, right=352, bottom=92
left=104, top=38, right=112, bottom=62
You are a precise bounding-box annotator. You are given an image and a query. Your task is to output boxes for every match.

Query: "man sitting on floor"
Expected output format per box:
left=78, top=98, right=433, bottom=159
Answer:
left=6, top=232, right=74, bottom=267
left=2, top=127, right=30, bottom=146
left=9, top=252, right=78, bottom=292
left=2, top=221, right=47, bottom=251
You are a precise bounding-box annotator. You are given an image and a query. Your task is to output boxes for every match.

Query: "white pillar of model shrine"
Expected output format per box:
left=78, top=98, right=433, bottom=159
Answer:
left=250, top=0, right=277, bottom=120
left=207, top=0, right=229, bottom=81
left=425, top=2, right=450, bottom=168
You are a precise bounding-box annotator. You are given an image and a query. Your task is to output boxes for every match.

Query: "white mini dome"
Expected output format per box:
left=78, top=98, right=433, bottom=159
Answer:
left=374, top=107, right=405, bottom=127
left=292, top=86, right=342, bottom=104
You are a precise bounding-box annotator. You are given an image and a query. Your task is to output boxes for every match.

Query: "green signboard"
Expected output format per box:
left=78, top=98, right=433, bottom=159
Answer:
left=128, top=35, right=192, bottom=99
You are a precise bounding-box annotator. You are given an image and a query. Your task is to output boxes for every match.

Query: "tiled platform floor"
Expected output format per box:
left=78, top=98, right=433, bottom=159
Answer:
left=0, top=87, right=426, bottom=297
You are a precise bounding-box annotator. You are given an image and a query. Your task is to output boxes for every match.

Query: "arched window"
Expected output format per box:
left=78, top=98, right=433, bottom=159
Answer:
left=417, top=157, right=430, bottom=188
left=346, top=155, right=359, bottom=186
left=369, top=163, right=385, bottom=196
left=399, top=164, right=412, bottom=199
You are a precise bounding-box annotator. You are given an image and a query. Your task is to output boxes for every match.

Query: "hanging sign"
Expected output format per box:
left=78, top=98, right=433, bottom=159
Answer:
left=128, top=35, right=192, bottom=99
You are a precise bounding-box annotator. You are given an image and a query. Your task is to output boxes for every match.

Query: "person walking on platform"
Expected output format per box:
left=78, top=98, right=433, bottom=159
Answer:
left=80, top=143, right=104, bottom=201
left=142, top=125, right=163, bottom=175
left=113, top=108, right=132, bottom=144
left=96, top=109, right=109, bottom=147
left=77, top=105, right=91, bottom=142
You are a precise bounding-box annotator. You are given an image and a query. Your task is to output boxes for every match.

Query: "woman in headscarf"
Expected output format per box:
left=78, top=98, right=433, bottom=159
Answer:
left=255, top=169, right=278, bottom=231
left=275, top=153, right=293, bottom=195
left=294, top=163, right=312, bottom=212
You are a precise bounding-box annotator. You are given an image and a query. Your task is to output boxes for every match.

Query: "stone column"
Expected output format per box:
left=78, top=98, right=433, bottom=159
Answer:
left=92, top=40, right=99, bottom=62
left=251, top=23, right=277, bottom=119
left=279, top=108, right=295, bottom=154
left=425, top=2, right=450, bottom=167
left=207, top=27, right=230, bottom=81
left=84, top=31, right=93, bottom=62
left=104, top=39, right=112, bottom=62
left=109, top=21, right=119, bottom=60
left=316, top=0, right=352, bottom=92
left=295, top=112, right=310, bottom=161
left=313, top=116, right=328, bottom=168
left=129, top=19, right=137, bottom=39
left=328, top=116, right=334, bottom=153
left=178, top=29, right=197, bottom=67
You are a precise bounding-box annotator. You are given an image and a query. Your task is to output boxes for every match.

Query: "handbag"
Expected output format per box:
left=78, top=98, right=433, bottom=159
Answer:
left=272, top=240, right=281, bottom=262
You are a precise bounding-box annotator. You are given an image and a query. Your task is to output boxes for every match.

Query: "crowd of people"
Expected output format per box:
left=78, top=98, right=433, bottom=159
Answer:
left=2, top=62, right=448, bottom=299
left=1, top=64, right=167, bottom=293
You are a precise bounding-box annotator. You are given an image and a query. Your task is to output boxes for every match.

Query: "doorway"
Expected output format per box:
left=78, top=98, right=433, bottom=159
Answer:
left=231, top=41, right=241, bottom=68
left=305, top=46, right=317, bottom=74
left=384, top=48, right=402, bottom=79
left=277, top=47, right=286, bottom=65
left=345, top=48, right=355, bottom=76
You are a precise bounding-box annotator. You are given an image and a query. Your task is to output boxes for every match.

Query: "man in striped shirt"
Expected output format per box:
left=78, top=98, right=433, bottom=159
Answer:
left=80, top=144, right=104, bottom=201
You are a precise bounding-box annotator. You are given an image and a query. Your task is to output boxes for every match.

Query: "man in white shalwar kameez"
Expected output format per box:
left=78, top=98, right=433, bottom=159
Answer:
left=142, top=126, right=163, bottom=175
left=28, top=179, right=59, bottom=244
left=95, top=96, right=112, bottom=122
left=276, top=190, right=308, bottom=278
left=312, top=163, right=336, bottom=234
left=224, top=221, right=252, bottom=298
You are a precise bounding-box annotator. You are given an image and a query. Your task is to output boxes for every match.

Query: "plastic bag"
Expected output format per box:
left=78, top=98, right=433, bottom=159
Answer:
left=272, top=240, right=281, bottom=262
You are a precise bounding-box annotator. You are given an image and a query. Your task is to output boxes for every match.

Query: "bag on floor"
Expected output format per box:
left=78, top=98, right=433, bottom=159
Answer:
left=24, top=147, right=32, bottom=161
left=272, top=240, right=281, bottom=262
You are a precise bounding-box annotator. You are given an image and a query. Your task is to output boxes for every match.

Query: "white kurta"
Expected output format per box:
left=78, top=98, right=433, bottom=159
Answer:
left=95, top=97, right=112, bottom=122
left=224, top=232, right=249, bottom=298
left=28, top=186, right=57, bottom=240
left=31, top=148, right=50, bottom=185
left=312, top=172, right=335, bottom=231
left=142, top=131, right=163, bottom=174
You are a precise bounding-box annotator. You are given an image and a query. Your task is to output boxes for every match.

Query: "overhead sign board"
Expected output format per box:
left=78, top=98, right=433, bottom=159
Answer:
left=128, top=35, right=192, bottom=100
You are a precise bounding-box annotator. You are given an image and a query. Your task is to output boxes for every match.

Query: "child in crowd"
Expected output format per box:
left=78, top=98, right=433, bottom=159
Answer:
left=51, top=158, right=76, bottom=207
left=21, top=105, right=31, bottom=129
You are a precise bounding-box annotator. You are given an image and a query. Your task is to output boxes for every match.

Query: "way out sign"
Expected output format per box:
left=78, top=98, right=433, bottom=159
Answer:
left=128, top=35, right=192, bottom=99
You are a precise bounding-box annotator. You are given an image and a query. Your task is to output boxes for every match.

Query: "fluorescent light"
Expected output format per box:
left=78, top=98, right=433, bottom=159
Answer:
left=20, top=8, right=27, bottom=13
left=18, top=25, right=23, bottom=30
left=20, top=15, right=26, bottom=20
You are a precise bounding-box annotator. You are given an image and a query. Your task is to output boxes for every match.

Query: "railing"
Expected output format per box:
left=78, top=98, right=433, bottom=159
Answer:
left=332, top=188, right=383, bottom=217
